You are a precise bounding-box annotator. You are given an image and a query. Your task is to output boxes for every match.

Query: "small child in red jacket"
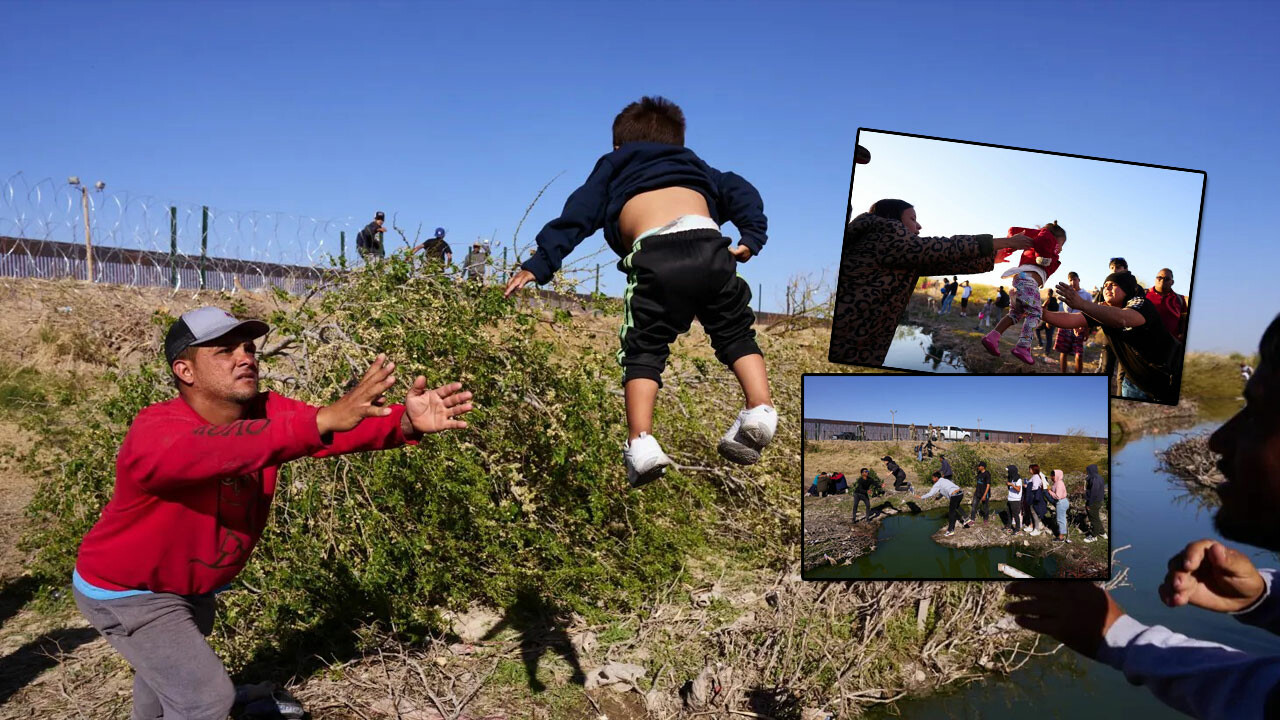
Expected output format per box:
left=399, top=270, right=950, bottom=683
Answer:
left=981, top=222, right=1067, bottom=365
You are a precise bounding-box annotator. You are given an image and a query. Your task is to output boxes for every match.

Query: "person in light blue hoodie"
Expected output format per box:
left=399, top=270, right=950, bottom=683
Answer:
left=1006, top=313, right=1280, bottom=720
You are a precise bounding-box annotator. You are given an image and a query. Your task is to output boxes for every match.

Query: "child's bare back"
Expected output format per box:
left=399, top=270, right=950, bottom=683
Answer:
left=618, top=187, right=712, bottom=243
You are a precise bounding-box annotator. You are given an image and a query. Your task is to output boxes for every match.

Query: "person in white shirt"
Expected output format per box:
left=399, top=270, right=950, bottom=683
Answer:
left=1005, top=465, right=1024, bottom=535
left=1055, top=271, right=1094, bottom=373
left=918, top=471, right=965, bottom=537
left=960, top=281, right=974, bottom=316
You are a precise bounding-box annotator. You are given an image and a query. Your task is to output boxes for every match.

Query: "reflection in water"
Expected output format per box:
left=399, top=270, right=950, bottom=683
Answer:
left=884, top=325, right=967, bottom=373
left=807, top=508, right=1058, bottom=580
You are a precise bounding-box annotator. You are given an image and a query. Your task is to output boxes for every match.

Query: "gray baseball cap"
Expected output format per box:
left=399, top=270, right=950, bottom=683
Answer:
left=164, top=306, right=269, bottom=365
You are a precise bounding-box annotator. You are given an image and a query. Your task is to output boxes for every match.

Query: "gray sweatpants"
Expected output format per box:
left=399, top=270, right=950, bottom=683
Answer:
left=73, top=586, right=234, bottom=720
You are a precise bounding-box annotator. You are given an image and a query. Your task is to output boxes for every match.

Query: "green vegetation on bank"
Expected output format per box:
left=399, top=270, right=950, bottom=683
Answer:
left=20, top=254, right=797, bottom=670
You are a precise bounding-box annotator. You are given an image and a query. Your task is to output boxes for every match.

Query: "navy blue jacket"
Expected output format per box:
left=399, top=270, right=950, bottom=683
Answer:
left=521, top=142, right=767, bottom=284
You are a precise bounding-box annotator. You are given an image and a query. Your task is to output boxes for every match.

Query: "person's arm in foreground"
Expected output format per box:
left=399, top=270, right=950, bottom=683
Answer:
left=1056, top=282, right=1146, bottom=329
left=1008, top=574, right=1280, bottom=719
left=504, top=158, right=611, bottom=297
left=1161, top=540, right=1280, bottom=636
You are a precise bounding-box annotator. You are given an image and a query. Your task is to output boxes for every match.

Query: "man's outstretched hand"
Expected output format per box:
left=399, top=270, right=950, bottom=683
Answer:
left=1055, top=282, right=1086, bottom=310
left=504, top=269, right=536, bottom=298
left=317, top=354, right=397, bottom=435
left=1006, top=581, right=1125, bottom=659
left=403, top=376, right=473, bottom=436
left=1159, top=539, right=1266, bottom=614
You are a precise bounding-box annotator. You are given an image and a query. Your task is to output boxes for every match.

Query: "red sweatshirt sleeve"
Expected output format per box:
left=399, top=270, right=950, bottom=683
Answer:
left=264, top=393, right=414, bottom=458
left=118, top=396, right=327, bottom=494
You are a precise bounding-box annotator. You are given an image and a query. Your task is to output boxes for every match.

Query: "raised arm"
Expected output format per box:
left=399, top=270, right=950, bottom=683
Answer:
left=520, top=158, right=613, bottom=285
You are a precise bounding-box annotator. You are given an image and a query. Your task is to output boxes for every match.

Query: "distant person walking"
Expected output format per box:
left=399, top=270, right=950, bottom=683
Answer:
left=356, top=211, right=387, bottom=263
left=960, top=281, right=973, bottom=316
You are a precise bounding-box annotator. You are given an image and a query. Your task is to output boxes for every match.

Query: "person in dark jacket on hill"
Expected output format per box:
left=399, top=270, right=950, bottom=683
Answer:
left=882, top=455, right=910, bottom=491
left=1083, top=464, right=1108, bottom=542
left=356, top=211, right=387, bottom=262
left=939, top=453, right=953, bottom=480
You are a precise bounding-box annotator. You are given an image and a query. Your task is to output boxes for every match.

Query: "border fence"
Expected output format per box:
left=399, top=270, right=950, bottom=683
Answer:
left=802, top=418, right=1105, bottom=445
left=1, top=172, right=827, bottom=319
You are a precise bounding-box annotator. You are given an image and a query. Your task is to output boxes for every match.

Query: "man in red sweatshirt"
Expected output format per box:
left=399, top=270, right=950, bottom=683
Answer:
left=72, top=306, right=473, bottom=720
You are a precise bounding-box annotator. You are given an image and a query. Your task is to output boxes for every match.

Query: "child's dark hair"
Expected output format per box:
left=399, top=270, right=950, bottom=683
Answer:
left=932, top=471, right=942, bottom=479
left=1044, top=221, right=1066, bottom=241
left=613, top=96, right=685, bottom=146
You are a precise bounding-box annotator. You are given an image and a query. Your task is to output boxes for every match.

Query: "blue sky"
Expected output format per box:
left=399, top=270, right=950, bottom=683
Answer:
left=849, top=131, right=1202, bottom=293
left=804, top=375, right=1109, bottom=437
left=2, top=1, right=1277, bottom=351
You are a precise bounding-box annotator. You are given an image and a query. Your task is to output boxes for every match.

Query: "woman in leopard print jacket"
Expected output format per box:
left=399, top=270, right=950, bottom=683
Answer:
left=828, top=199, right=1033, bottom=367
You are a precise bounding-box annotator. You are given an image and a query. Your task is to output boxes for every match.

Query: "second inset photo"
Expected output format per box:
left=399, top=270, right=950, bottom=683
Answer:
left=802, top=373, right=1110, bottom=581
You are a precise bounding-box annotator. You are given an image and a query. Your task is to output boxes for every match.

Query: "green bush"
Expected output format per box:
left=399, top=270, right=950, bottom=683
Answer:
left=909, top=441, right=982, bottom=488
left=23, top=254, right=787, bottom=669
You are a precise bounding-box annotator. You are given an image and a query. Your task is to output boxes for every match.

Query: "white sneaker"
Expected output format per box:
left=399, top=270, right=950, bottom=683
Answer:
left=717, top=407, right=775, bottom=465
left=1083, top=536, right=1097, bottom=543
left=738, top=404, right=778, bottom=449
left=624, top=433, right=672, bottom=488
left=1029, top=529, right=1041, bottom=536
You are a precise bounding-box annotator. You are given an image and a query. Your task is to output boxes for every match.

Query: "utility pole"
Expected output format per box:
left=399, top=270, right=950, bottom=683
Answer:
left=69, top=177, right=105, bottom=282
left=1030, top=423, right=1035, bottom=444
left=889, top=409, right=897, bottom=442
left=976, top=417, right=982, bottom=443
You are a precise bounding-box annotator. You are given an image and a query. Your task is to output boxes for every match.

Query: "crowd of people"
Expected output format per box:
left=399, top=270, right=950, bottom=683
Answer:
left=356, top=211, right=493, bottom=284
left=902, top=455, right=1108, bottom=541
left=916, top=244, right=1189, bottom=401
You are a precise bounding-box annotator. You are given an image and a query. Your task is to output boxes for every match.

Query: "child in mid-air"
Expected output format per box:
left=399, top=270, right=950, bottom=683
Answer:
left=504, top=96, right=776, bottom=488
left=981, top=222, right=1067, bottom=365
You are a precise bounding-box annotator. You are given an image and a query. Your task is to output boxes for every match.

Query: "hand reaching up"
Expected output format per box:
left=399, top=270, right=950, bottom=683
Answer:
left=317, top=354, right=397, bottom=435
left=404, top=377, right=473, bottom=436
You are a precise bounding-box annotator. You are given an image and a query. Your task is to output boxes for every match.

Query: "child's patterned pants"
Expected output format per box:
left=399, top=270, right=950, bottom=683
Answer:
left=1008, top=272, right=1043, bottom=349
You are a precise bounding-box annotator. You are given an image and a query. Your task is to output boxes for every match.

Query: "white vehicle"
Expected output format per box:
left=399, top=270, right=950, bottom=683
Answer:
left=938, top=425, right=971, bottom=441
